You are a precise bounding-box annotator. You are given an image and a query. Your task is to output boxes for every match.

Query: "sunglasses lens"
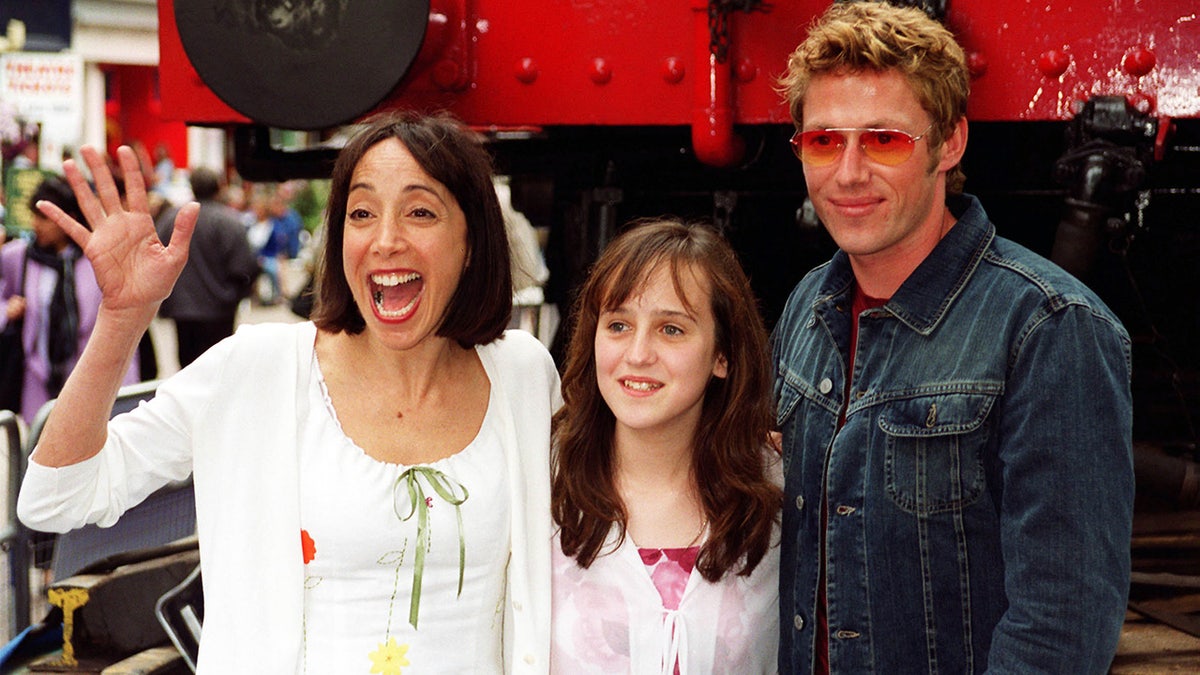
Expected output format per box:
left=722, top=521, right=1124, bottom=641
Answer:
left=860, top=130, right=916, bottom=166
left=792, top=131, right=845, bottom=166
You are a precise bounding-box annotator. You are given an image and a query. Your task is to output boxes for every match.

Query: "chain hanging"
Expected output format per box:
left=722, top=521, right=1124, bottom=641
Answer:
left=708, top=0, right=770, bottom=63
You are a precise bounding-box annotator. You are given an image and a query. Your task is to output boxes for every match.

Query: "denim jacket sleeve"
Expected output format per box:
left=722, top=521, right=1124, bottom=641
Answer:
left=987, top=302, right=1133, bottom=674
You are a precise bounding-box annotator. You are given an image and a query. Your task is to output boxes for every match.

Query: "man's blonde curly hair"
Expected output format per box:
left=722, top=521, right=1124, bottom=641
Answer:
left=777, top=1, right=969, bottom=193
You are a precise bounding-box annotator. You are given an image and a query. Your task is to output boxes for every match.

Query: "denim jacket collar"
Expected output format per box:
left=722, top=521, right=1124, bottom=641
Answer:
left=815, top=194, right=994, bottom=336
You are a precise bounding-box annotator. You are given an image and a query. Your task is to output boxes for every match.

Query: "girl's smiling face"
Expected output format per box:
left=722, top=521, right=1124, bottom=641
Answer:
left=342, top=138, right=469, bottom=350
left=594, top=263, right=728, bottom=442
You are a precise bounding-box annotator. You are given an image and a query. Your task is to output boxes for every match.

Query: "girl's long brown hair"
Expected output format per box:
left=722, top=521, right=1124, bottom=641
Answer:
left=551, top=218, right=781, bottom=582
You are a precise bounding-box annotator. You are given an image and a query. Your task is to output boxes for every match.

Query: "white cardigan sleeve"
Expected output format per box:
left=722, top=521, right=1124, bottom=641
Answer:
left=16, top=332, right=237, bottom=533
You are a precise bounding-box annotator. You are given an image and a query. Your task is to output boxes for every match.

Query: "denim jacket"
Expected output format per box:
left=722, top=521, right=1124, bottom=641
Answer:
left=772, top=194, right=1133, bottom=674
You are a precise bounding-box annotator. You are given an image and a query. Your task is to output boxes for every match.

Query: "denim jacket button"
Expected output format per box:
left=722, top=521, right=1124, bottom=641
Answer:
left=795, top=495, right=806, bottom=511
left=794, top=614, right=805, bottom=631
left=818, top=378, right=833, bottom=394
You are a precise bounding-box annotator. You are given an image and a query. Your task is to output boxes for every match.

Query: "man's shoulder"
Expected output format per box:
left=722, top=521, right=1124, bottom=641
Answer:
left=967, top=235, right=1126, bottom=345
left=194, top=202, right=252, bottom=238
left=272, top=209, right=302, bottom=228
left=983, top=236, right=1112, bottom=307
left=778, top=259, right=836, bottom=314
left=197, top=201, right=243, bottom=224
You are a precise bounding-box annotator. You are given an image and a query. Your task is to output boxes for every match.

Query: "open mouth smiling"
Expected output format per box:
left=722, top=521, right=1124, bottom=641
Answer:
left=370, top=271, right=423, bottom=319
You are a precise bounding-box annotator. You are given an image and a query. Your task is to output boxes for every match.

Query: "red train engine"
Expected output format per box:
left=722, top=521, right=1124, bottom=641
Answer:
left=158, top=0, right=1200, bottom=524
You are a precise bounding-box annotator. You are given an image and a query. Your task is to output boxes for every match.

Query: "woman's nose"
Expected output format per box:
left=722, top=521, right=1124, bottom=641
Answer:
left=371, top=216, right=408, bottom=254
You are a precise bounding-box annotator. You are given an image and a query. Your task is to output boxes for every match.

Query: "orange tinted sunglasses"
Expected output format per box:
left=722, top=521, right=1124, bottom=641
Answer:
left=790, top=123, right=934, bottom=167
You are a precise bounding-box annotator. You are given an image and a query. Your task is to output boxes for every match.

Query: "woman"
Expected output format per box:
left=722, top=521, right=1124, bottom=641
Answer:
left=550, top=218, right=782, bottom=673
left=0, top=175, right=140, bottom=421
left=18, top=112, right=560, bottom=673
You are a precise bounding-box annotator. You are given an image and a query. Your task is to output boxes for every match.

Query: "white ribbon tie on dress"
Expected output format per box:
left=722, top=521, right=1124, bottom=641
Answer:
left=660, top=607, right=690, bottom=675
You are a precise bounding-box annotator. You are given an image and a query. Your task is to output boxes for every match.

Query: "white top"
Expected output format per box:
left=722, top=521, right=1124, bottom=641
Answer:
left=551, top=497, right=781, bottom=675
left=18, top=324, right=560, bottom=674
left=300, top=354, right=510, bottom=673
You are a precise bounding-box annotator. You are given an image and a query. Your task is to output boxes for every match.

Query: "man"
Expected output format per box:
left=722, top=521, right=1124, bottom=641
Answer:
left=257, top=184, right=304, bottom=305
left=156, top=167, right=260, bottom=367
left=771, top=3, right=1133, bottom=674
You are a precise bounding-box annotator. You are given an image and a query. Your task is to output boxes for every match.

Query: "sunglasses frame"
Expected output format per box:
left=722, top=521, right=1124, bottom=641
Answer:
left=790, top=123, right=935, bottom=167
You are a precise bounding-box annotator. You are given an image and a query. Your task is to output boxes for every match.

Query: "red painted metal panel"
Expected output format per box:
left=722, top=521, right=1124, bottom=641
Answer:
left=157, top=0, right=250, bottom=125
left=157, top=0, right=1200, bottom=127
left=951, top=0, right=1200, bottom=120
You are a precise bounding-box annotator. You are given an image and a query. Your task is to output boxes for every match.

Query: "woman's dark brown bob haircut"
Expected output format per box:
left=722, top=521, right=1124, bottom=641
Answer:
left=310, top=110, right=512, bottom=347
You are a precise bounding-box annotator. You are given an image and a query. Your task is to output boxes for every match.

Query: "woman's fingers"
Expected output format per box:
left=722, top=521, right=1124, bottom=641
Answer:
left=54, top=144, right=157, bottom=238
left=166, top=202, right=201, bottom=263
left=60, top=156, right=107, bottom=230
left=79, top=145, right=125, bottom=219
left=116, top=145, right=149, bottom=214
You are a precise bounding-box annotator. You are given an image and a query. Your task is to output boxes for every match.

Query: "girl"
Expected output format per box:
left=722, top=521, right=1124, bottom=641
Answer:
left=551, top=218, right=782, bottom=674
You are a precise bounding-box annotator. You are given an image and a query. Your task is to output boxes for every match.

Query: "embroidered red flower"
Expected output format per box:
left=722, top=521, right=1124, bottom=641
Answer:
left=301, top=529, right=317, bottom=564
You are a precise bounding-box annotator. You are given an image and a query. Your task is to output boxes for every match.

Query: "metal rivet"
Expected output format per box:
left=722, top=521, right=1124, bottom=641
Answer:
left=515, top=57, right=538, bottom=84
left=1037, top=49, right=1071, bottom=78
left=661, top=57, right=685, bottom=84
left=589, top=58, right=612, bottom=85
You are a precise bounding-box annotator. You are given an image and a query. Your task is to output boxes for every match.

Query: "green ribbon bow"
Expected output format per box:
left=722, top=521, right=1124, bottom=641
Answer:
left=393, top=466, right=469, bottom=629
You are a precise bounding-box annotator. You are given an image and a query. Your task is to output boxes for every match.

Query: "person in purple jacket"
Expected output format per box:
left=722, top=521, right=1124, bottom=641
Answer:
left=0, top=174, right=140, bottom=422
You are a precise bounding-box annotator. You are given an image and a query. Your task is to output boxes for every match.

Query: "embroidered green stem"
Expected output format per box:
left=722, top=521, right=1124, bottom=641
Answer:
left=393, top=466, right=469, bottom=629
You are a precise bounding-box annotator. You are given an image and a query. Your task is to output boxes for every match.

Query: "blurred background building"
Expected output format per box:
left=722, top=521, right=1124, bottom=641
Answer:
left=0, top=0, right=222, bottom=191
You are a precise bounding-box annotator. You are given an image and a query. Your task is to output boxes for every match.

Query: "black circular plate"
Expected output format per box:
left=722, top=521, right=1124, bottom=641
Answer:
left=175, top=0, right=430, bottom=130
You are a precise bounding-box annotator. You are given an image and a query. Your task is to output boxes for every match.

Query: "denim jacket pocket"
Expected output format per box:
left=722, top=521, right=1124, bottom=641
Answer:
left=878, top=387, right=1000, bottom=515
left=776, top=376, right=808, bottom=475
left=776, top=368, right=841, bottom=476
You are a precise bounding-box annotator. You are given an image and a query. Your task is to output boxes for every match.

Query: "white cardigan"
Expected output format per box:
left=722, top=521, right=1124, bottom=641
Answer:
left=19, top=323, right=560, bottom=674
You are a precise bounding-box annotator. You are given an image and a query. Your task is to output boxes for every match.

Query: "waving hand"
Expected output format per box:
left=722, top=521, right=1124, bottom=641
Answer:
left=36, top=144, right=200, bottom=313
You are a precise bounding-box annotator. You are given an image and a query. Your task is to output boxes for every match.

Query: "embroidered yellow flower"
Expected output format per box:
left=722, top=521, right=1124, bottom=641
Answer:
left=368, top=637, right=410, bottom=674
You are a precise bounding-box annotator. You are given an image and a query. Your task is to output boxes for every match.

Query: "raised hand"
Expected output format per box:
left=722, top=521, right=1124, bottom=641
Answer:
left=35, top=145, right=200, bottom=313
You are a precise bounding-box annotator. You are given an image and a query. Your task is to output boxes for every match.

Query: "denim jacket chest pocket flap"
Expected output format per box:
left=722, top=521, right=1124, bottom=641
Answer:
left=877, top=386, right=1001, bottom=515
